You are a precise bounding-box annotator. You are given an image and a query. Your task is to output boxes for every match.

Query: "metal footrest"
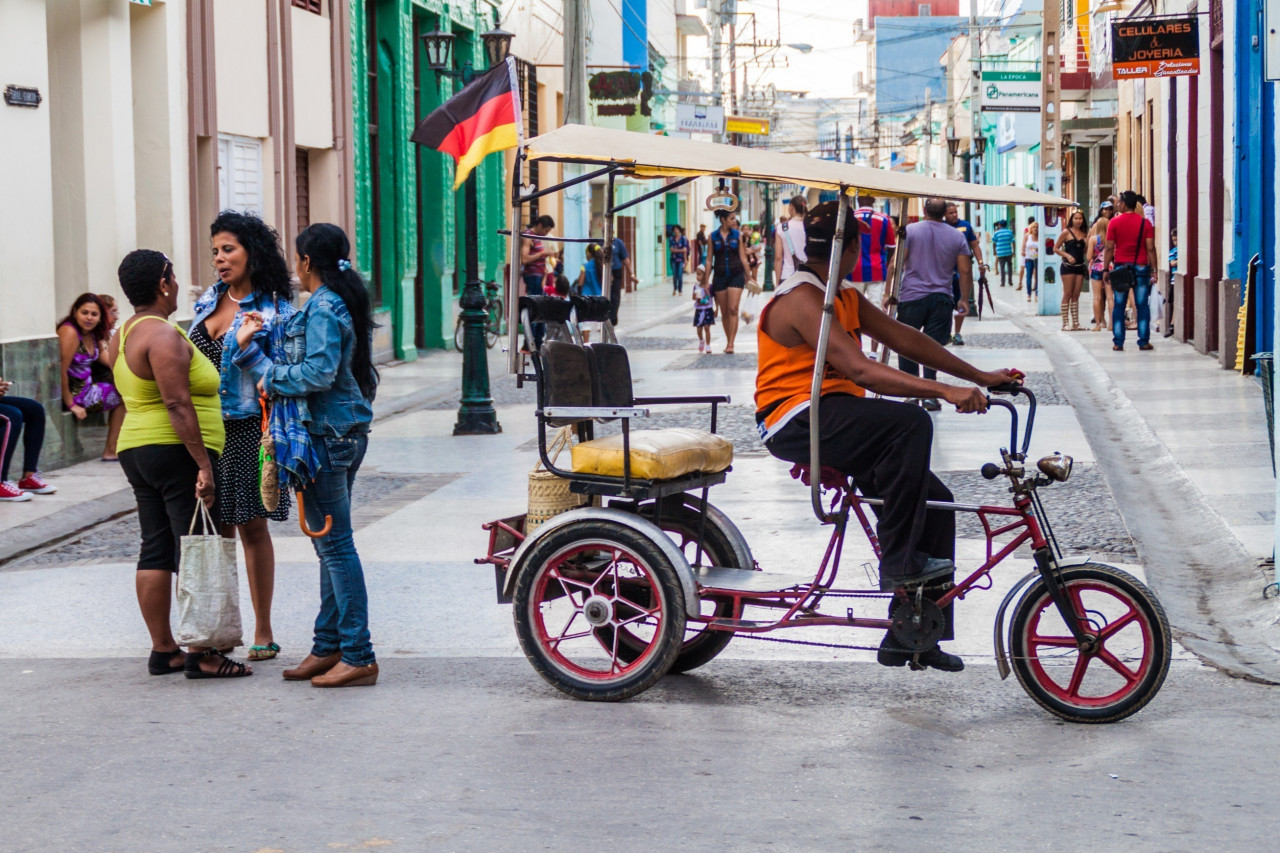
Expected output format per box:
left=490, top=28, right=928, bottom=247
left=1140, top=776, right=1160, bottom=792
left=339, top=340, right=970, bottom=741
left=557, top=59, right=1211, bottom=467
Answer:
left=694, top=566, right=811, bottom=593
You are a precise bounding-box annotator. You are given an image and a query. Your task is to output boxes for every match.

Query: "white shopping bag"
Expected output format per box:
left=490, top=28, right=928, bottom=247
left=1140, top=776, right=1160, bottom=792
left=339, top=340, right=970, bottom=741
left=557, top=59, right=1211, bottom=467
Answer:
left=175, top=502, right=243, bottom=649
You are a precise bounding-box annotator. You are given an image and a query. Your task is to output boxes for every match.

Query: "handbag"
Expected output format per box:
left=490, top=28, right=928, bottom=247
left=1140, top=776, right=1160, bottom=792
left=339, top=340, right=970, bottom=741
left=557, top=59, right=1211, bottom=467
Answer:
left=780, top=221, right=805, bottom=272
left=175, top=501, right=244, bottom=649
left=258, top=395, right=280, bottom=512
left=1108, top=220, right=1146, bottom=293
left=526, top=426, right=586, bottom=533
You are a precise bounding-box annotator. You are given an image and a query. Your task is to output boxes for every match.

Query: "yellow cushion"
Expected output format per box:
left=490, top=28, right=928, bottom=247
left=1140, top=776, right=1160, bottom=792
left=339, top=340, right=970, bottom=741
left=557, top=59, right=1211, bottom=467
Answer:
left=571, top=428, right=734, bottom=480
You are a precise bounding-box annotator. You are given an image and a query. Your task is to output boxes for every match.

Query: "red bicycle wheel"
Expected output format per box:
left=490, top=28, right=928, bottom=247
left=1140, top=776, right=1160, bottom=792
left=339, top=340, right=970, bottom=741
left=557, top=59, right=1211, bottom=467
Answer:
left=512, top=521, right=685, bottom=701
left=1010, top=563, right=1171, bottom=723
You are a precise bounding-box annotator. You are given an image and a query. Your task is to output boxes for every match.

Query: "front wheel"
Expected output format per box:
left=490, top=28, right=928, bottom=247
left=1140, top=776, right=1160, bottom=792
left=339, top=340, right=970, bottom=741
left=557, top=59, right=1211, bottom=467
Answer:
left=512, top=520, right=686, bottom=701
left=1010, top=563, right=1171, bottom=724
left=453, top=317, right=465, bottom=352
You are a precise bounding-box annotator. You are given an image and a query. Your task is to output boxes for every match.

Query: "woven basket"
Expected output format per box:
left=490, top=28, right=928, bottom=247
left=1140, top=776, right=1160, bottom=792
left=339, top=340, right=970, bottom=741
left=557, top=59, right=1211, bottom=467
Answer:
left=527, top=427, right=586, bottom=533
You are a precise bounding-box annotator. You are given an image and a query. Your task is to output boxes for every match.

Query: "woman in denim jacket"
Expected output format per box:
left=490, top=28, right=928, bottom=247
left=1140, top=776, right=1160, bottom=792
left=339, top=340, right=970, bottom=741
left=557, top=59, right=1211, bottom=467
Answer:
left=235, top=223, right=380, bottom=687
left=191, top=211, right=297, bottom=662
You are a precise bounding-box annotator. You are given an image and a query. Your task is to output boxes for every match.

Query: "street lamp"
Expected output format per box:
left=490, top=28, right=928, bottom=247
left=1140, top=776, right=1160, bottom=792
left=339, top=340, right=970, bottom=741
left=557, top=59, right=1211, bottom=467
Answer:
left=421, top=25, right=515, bottom=436
left=946, top=125, right=960, bottom=159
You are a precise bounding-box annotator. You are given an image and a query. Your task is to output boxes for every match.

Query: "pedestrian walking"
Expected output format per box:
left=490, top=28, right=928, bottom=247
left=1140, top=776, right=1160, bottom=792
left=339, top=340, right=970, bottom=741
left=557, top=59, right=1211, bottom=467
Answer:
left=669, top=225, right=690, bottom=295
left=895, top=198, right=973, bottom=411
left=0, top=382, right=56, bottom=502
left=709, top=210, right=751, bottom=354
left=991, top=220, right=1015, bottom=287
left=1055, top=208, right=1089, bottom=331
left=56, top=293, right=124, bottom=460
left=945, top=203, right=985, bottom=345
left=774, top=194, right=809, bottom=290
left=1087, top=203, right=1114, bottom=330
left=192, top=211, right=297, bottom=662
left=695, top=224, right=709, bottom=268
left=1103, top=190, right=1157, bottom=352
left=1164, top=227, right=1178, bottom=338
left=110, top=249, right=250, bottom=679
left=1022, top=218, right=1040, bottom=301
left=235, top=223, right=380, bottom=688
left=520, top=214, right=556, bottom=350
left=604, top=234, right=638, bottom=327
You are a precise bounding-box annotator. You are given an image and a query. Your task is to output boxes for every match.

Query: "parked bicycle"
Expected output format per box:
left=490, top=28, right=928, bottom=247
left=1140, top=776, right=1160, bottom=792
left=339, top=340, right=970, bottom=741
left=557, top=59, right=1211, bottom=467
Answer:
left=454, top=281, right=505, bottom=351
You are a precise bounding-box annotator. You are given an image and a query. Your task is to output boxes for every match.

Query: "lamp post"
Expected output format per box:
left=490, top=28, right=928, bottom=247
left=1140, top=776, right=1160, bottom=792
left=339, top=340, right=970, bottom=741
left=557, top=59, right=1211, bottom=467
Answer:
left=421, top=25, right=513, bottom=436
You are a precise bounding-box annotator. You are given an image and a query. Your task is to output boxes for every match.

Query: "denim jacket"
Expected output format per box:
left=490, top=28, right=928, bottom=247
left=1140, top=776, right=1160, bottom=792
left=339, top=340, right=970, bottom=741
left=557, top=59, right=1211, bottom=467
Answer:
left=192, top=281, right=297, bottom=419
left=233, top=285, right=375, bottom=437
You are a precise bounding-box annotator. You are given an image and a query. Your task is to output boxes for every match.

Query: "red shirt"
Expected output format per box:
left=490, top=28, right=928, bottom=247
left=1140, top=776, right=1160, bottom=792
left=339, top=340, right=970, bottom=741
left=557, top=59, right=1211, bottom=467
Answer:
left=847, top=207, right=897, bottom=282
left=1106, top=212, right=1151, bottom=266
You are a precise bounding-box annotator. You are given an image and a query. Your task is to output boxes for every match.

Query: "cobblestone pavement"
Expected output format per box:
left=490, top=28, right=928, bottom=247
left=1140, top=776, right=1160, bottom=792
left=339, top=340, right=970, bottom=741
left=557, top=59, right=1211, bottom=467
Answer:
left=939, top=463, right=1136, bottom=557
left=666, top=352, right=759, bottom=370
left=427, top=374, right=537, bottom=410
left=8, top=473, right=459, bottom=568
left=618, top=335, right=698, bottom=350
left=954, top=332, right=1043, bottom=349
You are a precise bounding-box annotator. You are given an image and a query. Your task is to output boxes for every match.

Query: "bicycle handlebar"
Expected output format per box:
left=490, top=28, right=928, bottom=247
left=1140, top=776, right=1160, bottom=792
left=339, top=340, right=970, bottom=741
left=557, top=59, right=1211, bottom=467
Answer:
left=985, top=383, right=1036, bottom=458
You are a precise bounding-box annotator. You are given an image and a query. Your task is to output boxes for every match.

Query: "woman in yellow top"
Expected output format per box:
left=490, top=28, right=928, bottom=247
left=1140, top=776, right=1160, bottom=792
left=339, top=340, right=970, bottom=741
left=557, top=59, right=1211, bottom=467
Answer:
left=109, top=250, right=250, bottom=680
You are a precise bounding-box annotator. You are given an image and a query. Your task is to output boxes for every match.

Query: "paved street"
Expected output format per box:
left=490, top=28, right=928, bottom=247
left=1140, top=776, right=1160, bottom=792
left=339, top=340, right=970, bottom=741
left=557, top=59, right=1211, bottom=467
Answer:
left=2, top=288, right=1278, bottom=851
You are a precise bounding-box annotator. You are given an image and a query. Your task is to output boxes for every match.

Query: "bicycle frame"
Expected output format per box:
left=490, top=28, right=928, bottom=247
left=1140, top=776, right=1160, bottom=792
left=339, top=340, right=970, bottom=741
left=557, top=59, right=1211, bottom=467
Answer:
left=691, top=480, right=1049, bottom=634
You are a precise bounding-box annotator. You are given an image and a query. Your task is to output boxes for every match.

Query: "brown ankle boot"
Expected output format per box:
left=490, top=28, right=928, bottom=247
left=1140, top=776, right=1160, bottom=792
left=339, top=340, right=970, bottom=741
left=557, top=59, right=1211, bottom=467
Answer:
left=282, top=652, right=342, bottom=681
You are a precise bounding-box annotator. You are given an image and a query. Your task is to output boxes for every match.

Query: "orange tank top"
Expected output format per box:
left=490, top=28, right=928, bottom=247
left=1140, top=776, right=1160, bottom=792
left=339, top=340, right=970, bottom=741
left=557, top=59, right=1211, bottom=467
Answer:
left=755, top=271, right=865, bottom=442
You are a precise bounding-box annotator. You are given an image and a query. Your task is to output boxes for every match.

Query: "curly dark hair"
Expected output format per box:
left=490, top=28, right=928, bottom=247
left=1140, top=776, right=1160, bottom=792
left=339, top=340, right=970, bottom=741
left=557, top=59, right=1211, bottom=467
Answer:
left=210, top=210, right=294, bottom=302
left=117, top=250, right=173, bottom=309
left=56, top=293, right=111, bottom=346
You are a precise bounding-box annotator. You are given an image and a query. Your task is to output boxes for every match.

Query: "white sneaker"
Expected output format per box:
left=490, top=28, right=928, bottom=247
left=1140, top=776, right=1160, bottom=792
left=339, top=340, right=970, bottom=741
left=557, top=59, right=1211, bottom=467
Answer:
left=698, top=341, right=705, bottom=353
left=0, top=481, right=32, bottom=502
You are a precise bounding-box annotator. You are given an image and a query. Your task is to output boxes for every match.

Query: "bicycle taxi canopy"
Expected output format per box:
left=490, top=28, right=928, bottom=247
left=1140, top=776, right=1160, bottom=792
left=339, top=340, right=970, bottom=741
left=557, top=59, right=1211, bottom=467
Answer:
left=507, top=124, right=1072, bottom=519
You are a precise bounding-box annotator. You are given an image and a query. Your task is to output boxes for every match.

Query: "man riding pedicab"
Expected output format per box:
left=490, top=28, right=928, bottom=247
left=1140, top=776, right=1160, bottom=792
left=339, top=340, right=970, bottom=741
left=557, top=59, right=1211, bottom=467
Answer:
left=754, top=201, right=1023, bottom=672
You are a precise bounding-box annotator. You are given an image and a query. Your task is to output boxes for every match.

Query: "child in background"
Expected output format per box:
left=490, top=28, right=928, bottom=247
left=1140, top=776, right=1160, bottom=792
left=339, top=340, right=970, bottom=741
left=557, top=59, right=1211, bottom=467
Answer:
left=552, top=274, right=571, bottom=299
left=692, top=265, right=716, bottom=354
left=96, top=294, right=120, bottom=336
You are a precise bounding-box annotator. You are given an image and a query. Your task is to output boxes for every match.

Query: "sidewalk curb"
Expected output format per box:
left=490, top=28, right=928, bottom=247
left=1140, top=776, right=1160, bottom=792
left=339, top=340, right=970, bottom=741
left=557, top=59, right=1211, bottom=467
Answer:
left=0, top=488, right=137, bottom=569
left=999, top=295, right=1280, bottom=684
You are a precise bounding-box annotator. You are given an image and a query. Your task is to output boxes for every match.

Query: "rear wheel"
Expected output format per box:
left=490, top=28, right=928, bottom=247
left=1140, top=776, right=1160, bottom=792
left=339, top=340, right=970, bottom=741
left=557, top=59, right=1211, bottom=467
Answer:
left=512, top=520, right=685, bottom=701
left=453, top=317, right=465, bottom=352
left=628, top=500, right=746, bottom=673
left=1010, top=563, right=1170, bottom=723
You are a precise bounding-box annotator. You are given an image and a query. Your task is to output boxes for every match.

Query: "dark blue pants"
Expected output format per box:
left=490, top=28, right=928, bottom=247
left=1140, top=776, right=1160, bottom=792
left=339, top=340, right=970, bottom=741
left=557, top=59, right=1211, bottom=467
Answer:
left=0, top=396, right=46, bottom=482
left=670, top=257, right=685, bottom=292
left=895, top=294, right=954, bottom=382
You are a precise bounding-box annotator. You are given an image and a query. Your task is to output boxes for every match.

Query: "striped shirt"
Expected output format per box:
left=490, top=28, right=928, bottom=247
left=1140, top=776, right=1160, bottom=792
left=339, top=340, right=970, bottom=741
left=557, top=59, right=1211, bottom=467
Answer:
left=992, top=227, right=1015, bottom=258
left=847, top=207, right=897, bottom=283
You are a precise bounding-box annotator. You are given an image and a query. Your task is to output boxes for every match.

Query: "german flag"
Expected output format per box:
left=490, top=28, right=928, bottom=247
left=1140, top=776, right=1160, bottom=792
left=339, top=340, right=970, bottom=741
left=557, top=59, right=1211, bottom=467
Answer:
left=411, top=57, right=521, bottom=189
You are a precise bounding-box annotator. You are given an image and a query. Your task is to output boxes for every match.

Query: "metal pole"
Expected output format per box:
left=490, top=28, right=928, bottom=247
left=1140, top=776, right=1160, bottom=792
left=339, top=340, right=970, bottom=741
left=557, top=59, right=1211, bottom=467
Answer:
left=455, top=165, right=501, bottom=434
left=562, top=0, right=590, bottom=278
left=808, top=190, right=849, bottom=523
left=878, top=197, right=910, bottom=368
left=710, top=0, right=723, bottom=144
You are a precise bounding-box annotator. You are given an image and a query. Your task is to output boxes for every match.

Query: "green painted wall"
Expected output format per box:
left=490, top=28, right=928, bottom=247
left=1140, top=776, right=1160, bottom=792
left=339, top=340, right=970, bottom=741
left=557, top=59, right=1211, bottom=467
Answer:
left=351, top=0, right=508, bottom=357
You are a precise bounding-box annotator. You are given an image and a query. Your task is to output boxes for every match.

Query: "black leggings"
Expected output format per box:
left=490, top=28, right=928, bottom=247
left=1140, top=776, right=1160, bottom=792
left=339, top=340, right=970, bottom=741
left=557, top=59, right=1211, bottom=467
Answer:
left=0, top=396, right=47, bottom=482
left=120, top=445, right=221, bottom=572
left=764, top=394, right=955, bottom=586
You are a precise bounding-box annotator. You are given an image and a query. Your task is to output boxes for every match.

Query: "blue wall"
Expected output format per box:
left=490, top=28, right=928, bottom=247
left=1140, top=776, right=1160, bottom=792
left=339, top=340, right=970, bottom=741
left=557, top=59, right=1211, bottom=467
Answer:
left=622, top=0, right=647, bottom=71
left=874, top=17, right=966, bottom=116
left=1235, top=1, right=1275, bottom=355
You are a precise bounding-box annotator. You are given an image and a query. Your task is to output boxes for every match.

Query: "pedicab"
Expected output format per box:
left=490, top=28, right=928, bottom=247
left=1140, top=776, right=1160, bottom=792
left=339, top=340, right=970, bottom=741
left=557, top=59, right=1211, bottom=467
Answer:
left=478, top=126, right=1171, bottom=723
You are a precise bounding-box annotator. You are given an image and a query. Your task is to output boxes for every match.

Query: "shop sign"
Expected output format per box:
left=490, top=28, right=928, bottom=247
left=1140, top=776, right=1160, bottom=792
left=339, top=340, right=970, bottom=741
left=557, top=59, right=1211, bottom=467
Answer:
left=1111, top=16, right=1200, bottom=78
left=995, top=112, right=1040, bottom=154
left=979, top=71, right=1041, bottom=113
left=675, top=103, right=725, bottom=134
left=725, top=114, right=770, bottom=136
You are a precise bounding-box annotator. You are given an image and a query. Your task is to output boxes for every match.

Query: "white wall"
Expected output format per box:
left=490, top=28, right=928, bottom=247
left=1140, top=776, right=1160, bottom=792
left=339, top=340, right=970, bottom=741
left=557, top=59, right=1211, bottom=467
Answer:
left=0, top=0, right=57, bottom=341
left=291, top=6, right=333, bottom=149
left=215, top=0, right=270, bottom=139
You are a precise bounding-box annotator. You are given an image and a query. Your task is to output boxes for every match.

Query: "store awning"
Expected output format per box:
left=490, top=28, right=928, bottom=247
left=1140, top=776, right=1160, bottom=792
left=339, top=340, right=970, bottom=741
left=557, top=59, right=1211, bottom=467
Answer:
left=523, top=124, right=1073, bottom=207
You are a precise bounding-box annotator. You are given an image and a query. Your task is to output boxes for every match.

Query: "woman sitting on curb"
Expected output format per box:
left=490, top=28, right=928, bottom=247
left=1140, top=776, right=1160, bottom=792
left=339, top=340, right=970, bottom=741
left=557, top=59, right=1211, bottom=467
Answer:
left=57, top=293, right=125, bottom=461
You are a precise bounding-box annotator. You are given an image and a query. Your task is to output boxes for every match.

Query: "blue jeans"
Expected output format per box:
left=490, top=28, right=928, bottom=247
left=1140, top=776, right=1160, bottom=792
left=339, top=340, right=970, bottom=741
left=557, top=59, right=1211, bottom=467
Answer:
left=1112, top=265, right=1151, bottom=348
left=0, top=395, right=46, bottom=482
left=305, top=431, right=375, bottom=666
left=670, top=257, right=685, bottom=292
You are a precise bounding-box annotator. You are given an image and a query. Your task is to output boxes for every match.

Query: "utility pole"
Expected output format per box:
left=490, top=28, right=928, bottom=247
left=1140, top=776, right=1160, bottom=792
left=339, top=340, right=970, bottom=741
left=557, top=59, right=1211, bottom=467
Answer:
left=562, top=0, right=589, bottom=278
left=968, top=3, right=981, bottom=187
left=710, top=0, right=723, bottom=144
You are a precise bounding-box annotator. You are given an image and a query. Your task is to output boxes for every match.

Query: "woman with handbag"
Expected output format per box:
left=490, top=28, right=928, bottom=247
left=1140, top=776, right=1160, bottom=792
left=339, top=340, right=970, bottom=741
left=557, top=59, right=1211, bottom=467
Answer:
left=57, top=293, right=125, bottom=461
left=235, top=223, right=380, bottom=688
left=110, top=250, right=251, bottom=679
left=191, top=211, right=298, bottom=662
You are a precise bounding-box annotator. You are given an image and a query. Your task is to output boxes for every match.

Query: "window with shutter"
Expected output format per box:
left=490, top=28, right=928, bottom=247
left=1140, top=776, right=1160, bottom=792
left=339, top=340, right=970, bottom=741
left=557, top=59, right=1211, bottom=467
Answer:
left=291, top=0, right=322, bottom=14
left=296, top=148, right=311, bottom=233
left=216, top=134, right=264, bottom=216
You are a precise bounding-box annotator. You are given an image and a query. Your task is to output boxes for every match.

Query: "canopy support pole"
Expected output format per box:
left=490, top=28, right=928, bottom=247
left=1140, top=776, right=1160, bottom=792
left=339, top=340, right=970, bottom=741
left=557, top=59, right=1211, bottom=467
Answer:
left=602, top=170, right=619, bottom=344
left=609, top=174, right=700, bottom=216
left=516, top=164, right=618, bottom=206
left=808, top=189, right=851, bottom=524
left=877, top=198, right=911, bottom=372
